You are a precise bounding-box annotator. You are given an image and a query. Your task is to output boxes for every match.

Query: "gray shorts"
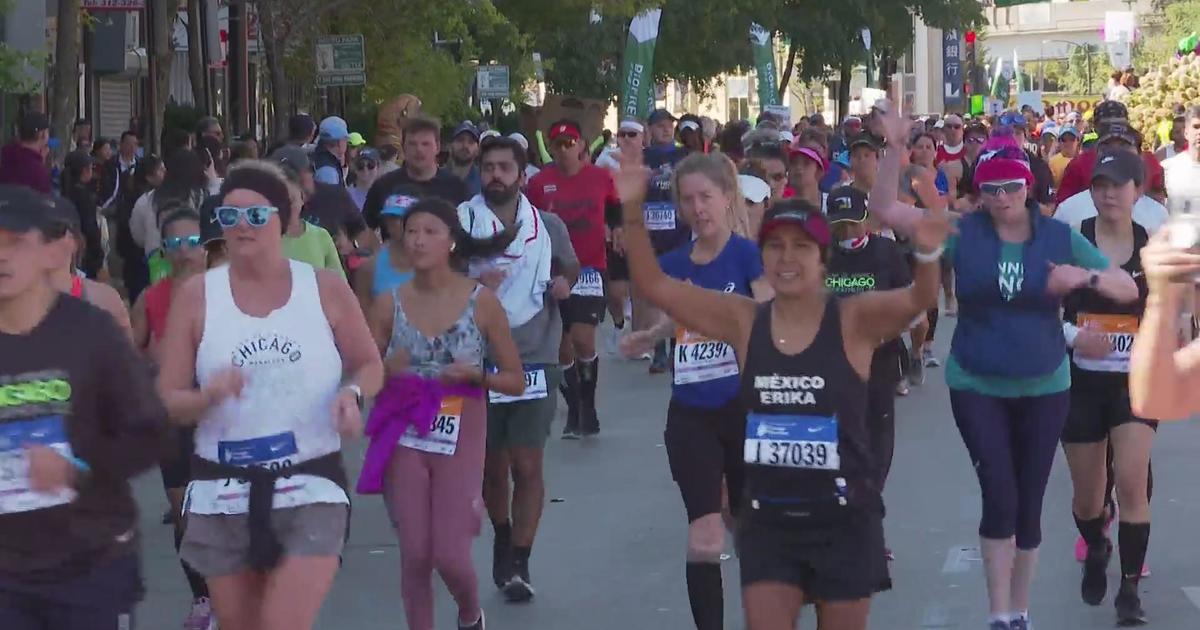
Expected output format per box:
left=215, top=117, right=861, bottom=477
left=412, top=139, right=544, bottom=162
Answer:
left=180, top=503, right=348, bottom=578
left=486, top=368, right=561, bottom=450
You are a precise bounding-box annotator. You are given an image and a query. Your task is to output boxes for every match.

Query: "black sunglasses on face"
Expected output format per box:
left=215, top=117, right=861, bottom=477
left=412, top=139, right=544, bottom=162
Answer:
left=617, top=131, right=641, bottom=139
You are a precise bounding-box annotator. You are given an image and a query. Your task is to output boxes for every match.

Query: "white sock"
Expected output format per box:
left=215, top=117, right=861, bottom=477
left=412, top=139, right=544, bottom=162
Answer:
left=988, top=613, right=1011, bottom=624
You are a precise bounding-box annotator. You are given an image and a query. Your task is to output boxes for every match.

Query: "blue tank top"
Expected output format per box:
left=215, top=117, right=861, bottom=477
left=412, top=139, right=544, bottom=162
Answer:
left=372, top=247, right=413, bottom=297
left=659, top=234, right=763, bottom=408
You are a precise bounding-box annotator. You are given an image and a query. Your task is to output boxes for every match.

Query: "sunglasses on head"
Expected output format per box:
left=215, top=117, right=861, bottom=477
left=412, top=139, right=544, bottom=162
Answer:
left=163, top=235, right=202, bottom=250
left=979, top=180, right=1026, bottom=196
left=214, top=205, right=279, bottom=228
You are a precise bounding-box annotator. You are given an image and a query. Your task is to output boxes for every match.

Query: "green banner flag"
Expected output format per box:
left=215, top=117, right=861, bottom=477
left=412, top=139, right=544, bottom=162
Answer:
left=619, top=9, right=663, bottom=121
left=750, top=23, right=779, bottom=107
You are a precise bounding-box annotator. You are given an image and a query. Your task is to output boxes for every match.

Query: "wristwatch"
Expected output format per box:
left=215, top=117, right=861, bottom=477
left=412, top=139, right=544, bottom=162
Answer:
left=344, top=384, right=363, bottom=409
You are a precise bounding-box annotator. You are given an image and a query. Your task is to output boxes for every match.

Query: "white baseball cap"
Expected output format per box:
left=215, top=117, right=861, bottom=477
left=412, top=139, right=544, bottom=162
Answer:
left=738, top=174, right=771, bottom=204
left=507, top=132, right=530, bottom=150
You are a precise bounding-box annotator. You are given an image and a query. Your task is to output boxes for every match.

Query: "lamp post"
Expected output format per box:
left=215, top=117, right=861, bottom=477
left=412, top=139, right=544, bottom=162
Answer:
left=1044, top=39, right=1095, bottom=95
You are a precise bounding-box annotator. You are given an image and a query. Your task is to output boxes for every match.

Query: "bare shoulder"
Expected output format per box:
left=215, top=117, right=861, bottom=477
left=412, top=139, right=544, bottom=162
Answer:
left=315, top=267, right=358, bottom=322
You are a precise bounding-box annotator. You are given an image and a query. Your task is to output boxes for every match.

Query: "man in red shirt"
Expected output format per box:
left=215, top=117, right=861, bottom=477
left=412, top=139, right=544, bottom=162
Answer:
left=527, top=119, right=621, bottom=438
left=1056, top=102, right=1166, bottom=204
left=935, top=114, right=965, bottom=166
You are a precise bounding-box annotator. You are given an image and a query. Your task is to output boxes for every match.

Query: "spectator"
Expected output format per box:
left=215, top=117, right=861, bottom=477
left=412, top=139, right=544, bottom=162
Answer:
left=161, top=127, right=194, bottom=159
left=72, top=118, right=92, bottom=152
left=61, top=151, right=105, bottom=279
left=194, top=115, right=223, bottom=147
left=0, top=111, right=52, bottom=194
left=347, top=148, right=380, bottom=210
left=118, top=153, right=164, bottom=301
left=287, top=113, right=317, bottom=147
left=229, top=139, right=258, bottom=166
left=99, top=130, right=140, bottom=210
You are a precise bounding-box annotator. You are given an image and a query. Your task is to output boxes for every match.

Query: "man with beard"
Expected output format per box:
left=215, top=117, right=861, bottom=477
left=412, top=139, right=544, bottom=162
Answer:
left=527, top=119, right=620, bottom=438
left=457, top=136, right=579, bottom=603
left=363, top=116, right=469, bottom=236
left=448, top=121, right=483, bottom=198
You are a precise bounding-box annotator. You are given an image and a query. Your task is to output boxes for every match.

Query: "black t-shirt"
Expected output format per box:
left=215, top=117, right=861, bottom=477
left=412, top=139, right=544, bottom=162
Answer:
left=826, top=237, right=912, bottom=384
left=0, top=297, right=167, bottom=582
left=1026, top=149, right=1054, bottom=205
left=362, top=167, right=469, bottom=235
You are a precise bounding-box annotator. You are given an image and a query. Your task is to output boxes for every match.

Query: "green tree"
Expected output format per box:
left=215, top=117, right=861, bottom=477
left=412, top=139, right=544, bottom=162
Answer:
left=0, top=0, right=44, bottom=94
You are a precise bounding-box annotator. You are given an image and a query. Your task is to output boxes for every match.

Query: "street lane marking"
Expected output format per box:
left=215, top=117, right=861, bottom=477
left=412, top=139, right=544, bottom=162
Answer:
left=942, top=545, right=981, bottom=573
left=1183, top=586, right=1200, bottom=611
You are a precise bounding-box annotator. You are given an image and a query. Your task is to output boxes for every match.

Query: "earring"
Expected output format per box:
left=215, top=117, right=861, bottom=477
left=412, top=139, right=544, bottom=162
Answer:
left=451, top=242, right=457, bottom=252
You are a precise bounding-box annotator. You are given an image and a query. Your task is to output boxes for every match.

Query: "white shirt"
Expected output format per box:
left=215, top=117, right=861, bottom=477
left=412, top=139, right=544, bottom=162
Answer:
left=1163, top=152, right=1200, bottom=206
left=1052, top=190, right=1168, bottom=234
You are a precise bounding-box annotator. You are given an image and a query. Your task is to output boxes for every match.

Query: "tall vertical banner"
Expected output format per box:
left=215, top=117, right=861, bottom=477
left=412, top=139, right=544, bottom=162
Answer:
left=941, top=30, right=963, bottom=110
left=750, top=23, right=779, bottom=107
left=620, top=9, right=663, bottom=121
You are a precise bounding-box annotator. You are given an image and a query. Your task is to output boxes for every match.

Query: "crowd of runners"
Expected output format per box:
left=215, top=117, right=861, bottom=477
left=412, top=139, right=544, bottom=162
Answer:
left=5, top=94, right=1200, bottom=630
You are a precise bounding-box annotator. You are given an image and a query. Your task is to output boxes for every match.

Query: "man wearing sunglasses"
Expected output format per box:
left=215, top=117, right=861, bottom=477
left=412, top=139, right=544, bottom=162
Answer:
left=348, top=148, right=381, bottom=211
left=527, top=119, right=621, bottom=438
left=935, top=114, right=966, bottom=166
left=947, top=121, right=989, bottom=208
left=1049, top=126, right=1081, bottom=187
left=1054, top=124, right=1168, bottom=234
left=1056, top=101, right=1166, bottom=205
left=448, top=121, right=483, bottom=198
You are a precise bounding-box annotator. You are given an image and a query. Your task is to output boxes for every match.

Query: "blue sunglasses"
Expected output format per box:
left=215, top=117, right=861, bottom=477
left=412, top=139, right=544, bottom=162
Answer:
left=214, top=205, right=278, bottom=228
left=163, top=235, right=202, bottom=250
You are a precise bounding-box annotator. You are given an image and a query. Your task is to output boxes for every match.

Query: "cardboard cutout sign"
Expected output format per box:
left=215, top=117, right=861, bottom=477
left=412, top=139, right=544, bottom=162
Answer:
left=376, top=94, right=423, bottom=149
left=521, top=94, right=609, bottom=144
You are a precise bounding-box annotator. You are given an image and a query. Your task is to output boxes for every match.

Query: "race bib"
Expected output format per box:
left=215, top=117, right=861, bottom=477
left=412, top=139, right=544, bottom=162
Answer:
left=0, top=416, right=76, bottom=515
left=673, top=328, right=738, bottom=385
left=571, top=267, right=604, bottom=298
left=399, top=397, right=462, bottom=455
left=1074, top=313, right=1138, bottom=373
left=744, top=413, right=840, bottom=471
left=489, top=365, right=549, bottom=403
left=203, top=431, right=302, bottom=514
left=644, top=201, right=677, bottom=231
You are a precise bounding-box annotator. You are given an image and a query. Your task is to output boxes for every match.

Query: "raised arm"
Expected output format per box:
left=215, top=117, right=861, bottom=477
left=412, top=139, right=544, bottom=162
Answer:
left=613, top=151, right=757, bottom=355
left=868, top=102, right=926, bottom=235
left=1130, top=231, right=1200, bottom=420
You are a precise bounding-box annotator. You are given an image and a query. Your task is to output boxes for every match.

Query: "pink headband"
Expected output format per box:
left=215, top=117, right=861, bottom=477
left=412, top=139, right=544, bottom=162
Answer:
left=973, top=157, right=1034, bottom=192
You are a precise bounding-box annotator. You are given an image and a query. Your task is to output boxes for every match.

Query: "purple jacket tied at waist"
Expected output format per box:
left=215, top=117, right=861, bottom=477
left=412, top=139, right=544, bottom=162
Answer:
left=357, top=373, right=482, bottom=494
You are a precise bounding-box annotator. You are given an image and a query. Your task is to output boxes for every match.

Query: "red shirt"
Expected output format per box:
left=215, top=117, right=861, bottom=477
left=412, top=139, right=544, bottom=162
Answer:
left=527, top=164, right=617, bottom=270
left=1056, top=148, right=1165, bottom=204
left=935, top=144, right=965, bottom=166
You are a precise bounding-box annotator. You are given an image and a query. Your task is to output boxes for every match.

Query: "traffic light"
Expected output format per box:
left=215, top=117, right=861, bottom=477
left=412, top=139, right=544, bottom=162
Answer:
left=965, top=30, right=978, bottom=96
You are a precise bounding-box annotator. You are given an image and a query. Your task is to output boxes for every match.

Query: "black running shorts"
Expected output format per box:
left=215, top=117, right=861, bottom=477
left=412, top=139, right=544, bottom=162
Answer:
left=607, top=244, right=629, bottom=282
left=665, top=398, right=746, bottom=522
left=1063, top=383, right=1158, bottom=444
left=560, top=295, right=607, bottom=329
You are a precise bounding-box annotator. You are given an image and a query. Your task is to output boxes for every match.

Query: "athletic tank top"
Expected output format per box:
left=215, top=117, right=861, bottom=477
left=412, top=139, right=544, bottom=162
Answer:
left=142, top=277, right=173, bottom=342
left=372, top=247, right=414, bottom=297
left=186, top=259, right=347, bottom=515
left=1063, top=218, right=1149, bottom=385
left=387, top=284, right=486, bottom=378
left=738, top=299, right=878, bottom=527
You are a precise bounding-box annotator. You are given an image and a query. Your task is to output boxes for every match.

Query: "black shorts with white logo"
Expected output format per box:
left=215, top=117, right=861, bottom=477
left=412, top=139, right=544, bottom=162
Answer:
left=561, top=295, right=607, bottom=329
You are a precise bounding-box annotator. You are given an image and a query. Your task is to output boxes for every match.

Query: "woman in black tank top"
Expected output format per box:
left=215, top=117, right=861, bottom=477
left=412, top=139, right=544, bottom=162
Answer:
left=613, top=148, right=950, bottom=630
left=1060, top=168, right=1156, bottom=624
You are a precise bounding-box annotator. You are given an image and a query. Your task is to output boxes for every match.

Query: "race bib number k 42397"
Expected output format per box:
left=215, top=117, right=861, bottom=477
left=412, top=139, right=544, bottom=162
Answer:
left=400, top=396, right=463, bottom=455
left=489, top=366, right=549, bottom=403
left=744, top=413, right=840, bottom=471
left=673, top=328, right=738, bottom=385
left=0, top=415, right=76, bottom=515
left=571, top=268, right=604, bottom=297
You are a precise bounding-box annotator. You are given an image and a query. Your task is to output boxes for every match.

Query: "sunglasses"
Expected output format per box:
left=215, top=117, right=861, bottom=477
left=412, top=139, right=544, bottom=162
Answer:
left=163, top=235, right=202, bottom=250
left=979, top=180, right=1026, bottom=196
left=356, top=160, right=378, bottom=170
left=617, top=131, right=641, bottom=139
left=966, top=136, right=986, bottom=144
left=215, top=205, right=279, bottom=228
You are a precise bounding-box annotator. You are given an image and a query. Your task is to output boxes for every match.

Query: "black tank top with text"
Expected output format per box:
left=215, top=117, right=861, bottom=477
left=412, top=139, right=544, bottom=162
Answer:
left=738, top=298, right=879, bottom=527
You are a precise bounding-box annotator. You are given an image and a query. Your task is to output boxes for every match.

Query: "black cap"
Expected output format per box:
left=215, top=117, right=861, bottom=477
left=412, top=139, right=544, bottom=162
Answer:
left=848, top=133, right=881, bottom=152
left=17, top=111, right=50, bottom=139
left=1091, top=150, right=1145, bottom=187
left=647, top=109, right=676, bottom=125
left=825, top=185, right=869, bottom=223
left=965, top=121, right=989, bottom=139
left=269, top=145, right=312, bottom=181
left=198, top=195, right=223, bottom=244
left=0, top=185, right=67, bottom=234
left=1093, top=100, right=1129, bottom=125
left=1098, top=121, right=1138, bottom=147
left=452, top=121, right=480, bottom=141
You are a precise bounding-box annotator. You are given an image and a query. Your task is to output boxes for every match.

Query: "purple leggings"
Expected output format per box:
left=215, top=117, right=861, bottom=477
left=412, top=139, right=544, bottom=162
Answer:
left=950, top=388, right=1070, bottom=550
left=382, top=398, right=486, bottom=630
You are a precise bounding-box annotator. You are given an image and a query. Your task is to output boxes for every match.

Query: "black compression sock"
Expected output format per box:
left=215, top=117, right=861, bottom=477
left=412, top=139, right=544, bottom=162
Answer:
left=493, top=520, right=512, bottom=541
left=561, top=364, right=580, bottom=404
left=579, top=356, right=599, bottom=406
left=1118, top=521, right=1150, bottom=580
left=685, top=561, right=723, bottom=630
left=514, top=545, right=532, bottom=561
left=1074, top=514, right=1108, bottom=550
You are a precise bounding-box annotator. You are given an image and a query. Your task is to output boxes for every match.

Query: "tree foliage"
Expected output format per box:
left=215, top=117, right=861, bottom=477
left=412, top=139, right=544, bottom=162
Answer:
left=0, top=0, right=44, bottom=94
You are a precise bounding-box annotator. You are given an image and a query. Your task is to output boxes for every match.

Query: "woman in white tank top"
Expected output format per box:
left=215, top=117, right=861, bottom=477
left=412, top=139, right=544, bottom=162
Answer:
left=156, top=160, right=383, bottom=630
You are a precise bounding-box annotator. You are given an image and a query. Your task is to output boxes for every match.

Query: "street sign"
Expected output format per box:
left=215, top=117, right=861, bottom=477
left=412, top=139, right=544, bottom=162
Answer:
left=477, top=65, right=511, bottom=100
left=316, top=35, right=365, bottom=87
left=82, top=0, right=145, bottom=8
left=942, top=29, right=963, bottom=110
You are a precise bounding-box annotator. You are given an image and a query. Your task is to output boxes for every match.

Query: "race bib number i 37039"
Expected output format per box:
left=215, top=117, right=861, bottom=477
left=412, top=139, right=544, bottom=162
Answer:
left=202, top=431, right=301, bottom=513
left=571, top=268, right=604, bottom=298
left=0, top=415, right=77, bottom=514
left=673, top=328, right=738, bottom=385
left=489, top=366, right=549, bottom=404
left=400, top=396, right=463, bottom=455
left=1074, top=313, right=1138, bottom=373
left=744, top=413, right=840, bottom=471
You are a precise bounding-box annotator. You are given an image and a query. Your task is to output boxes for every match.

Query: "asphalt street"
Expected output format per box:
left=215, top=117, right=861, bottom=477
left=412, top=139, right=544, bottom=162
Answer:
left=133, top=316, right=1200, bottom=629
